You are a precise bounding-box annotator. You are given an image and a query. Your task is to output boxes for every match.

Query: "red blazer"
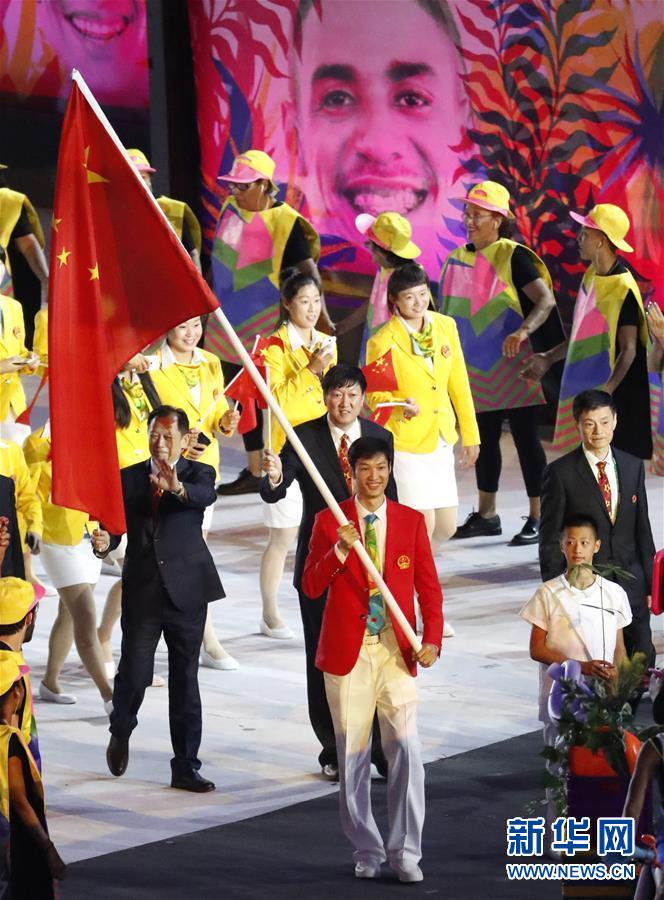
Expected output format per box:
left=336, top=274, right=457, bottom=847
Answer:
left=302, top=497, right=443, bottom=676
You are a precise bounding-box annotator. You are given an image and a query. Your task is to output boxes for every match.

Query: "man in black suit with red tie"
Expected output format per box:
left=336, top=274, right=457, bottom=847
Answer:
left=92, top=405, right=223, bottom=792
left=261, top=365, right=397, bottom=779
left=539, top=390, right=656, bottom=666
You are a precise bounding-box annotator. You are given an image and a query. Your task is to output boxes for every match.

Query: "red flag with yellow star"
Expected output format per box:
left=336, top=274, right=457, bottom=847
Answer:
left=48, top=75, right=218, bottom=532
left=361, top=349, right=398, bottom=393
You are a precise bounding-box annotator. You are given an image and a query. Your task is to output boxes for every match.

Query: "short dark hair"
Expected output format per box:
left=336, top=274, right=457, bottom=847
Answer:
left=348, top=436, right=393, bottom=470
left=572, top=390, right=617, bottom=421
left=278, top=267, right=322, bottom=326
left=560, top=513, right=599, bottom=538
left=322, top=364, right=367, bottom=395
left=147, top=405, right=189, bottom=435
left=0, top=614, right=28, bottom=637
left=387, top=262, right=428, bottom=299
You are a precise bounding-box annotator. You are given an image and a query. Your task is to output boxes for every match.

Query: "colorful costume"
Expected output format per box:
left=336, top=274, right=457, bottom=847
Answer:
left=207, top=198, right=320, bottom=365
left=553, top=263, right=651, bottom=458
left=0, top=649, right=40, bottom=772
left=156, top=196, right=202, bottom=255
left=0, top=188, right=44, bottom=295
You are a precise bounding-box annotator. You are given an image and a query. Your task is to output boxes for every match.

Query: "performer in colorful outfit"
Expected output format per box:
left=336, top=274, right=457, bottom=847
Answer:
left=523, top=204, right=651, bottom=461
left=0, top=655, right=66, bottom=899
left=259, top=270, right=337, bottom=638
left=355, top=211, right=421, bottom=362
left=151, top=317, right=240, bottom=670
left=127, top=149, right=203, bottom=270
left=0, top=578, right=46, bottom=772
left=209, top=150, right=323, bottom=496
left=22, top=422, right=113, bottom=711
left=439, top=181, right=563, bottom=546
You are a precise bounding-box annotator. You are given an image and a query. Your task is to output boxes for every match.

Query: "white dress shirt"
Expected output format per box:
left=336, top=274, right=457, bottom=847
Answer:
left=582, top=445, right=618, bottom=520
left=336, top=497, right=387, bottom=568
left=397, top=310, right=433, bottom=370
left=327, top=415, right=362, bottom=454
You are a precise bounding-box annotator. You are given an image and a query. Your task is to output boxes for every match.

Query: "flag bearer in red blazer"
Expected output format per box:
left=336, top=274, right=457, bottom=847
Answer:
left=302, top=436, right=443, bottom=884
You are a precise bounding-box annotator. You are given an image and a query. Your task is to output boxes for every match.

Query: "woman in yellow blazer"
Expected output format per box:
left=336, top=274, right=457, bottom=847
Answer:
left=366, top=262, right=480, bottom=551
left=22, top=423, right=113, bottom=712
left=0, top=277, right=39, bottom=443
left=0, top=437, right=42, bottom=589
left=151, top=317, right=240, bottom=670
left=259, top=270, right=336, bottom=639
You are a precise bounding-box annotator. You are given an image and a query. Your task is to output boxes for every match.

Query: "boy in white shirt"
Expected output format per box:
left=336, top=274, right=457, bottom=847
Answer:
left=521, top=513, right=632, bottom=749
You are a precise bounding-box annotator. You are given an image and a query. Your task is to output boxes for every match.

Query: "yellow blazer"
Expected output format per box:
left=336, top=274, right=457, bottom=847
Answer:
left=150, top=347, right=229, bottom=476
left=32, top=308, right=48, bottom=376
left=0, top=439, right=42, bottom=546
left=366, top=312, right=479, bottom=453
left=0, top=295, right=37, bottom=420
left=115, top=379, right=152, bottom=470
left=263, top=323, right=337, bottom=454
left=22, top=428, right=95, bottom=546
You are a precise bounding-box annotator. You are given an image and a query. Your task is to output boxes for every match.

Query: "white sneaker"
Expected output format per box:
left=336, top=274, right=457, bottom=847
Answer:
left=200, top=649, right=239, bottom=670
left=259, top=619, right=294, bottom=640
left=105, top=660, right=116, bottom=680
left=151, top=674, right=166, bottom=687
left=354, top=862, right=381, bottom=879
left=443, top=621, right=456, bottom=637
left=393, top=862, right=423, bottom=883
left=103, top=700, right=113, bottom=716
left=39, top=681, right=77, bottom=704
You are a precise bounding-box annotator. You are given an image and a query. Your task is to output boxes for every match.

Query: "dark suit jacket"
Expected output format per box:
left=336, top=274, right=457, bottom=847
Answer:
left=539, top=445, right=655, bottom=607
left=106, top=457, right=224, bottom=611
left=259, top=414, right=398, bottom=592
left=0, top=474, right=24, bottom=578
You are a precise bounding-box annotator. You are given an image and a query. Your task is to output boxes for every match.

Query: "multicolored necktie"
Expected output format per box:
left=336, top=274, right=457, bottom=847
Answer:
left=410, top=321, right=435, bottom=358
left=364, top=513, right=385, bottom=634
left=176, top=363, right=200, bottom=390
left=596, top=461, right=612, bottom=518
left=338, top=433, right=352, bottom=494
left=121, top=377, right=148, bottom=419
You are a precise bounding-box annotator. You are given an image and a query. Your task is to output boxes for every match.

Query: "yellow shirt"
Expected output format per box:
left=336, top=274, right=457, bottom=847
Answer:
left=150, top=345, right=229, bottom=476
left=0, top=295, right=37, bottom=420
left=22, top=427, right=95, bottom=546
left=0, top=438, right=42, bottom=544
left=263, top=322, right=337, bottom=454
left=366, top=312, right=479, bottom=453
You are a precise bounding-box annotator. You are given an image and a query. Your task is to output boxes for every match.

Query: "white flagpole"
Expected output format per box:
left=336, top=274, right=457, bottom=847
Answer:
left=265, top=365, right=272, bottom=452
left=71, top=69, right=421, bottom=653
left=214, top=307, right=421, bottom=653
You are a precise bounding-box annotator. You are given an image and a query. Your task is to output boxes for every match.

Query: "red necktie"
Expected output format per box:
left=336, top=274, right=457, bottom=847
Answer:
left=596, top=461, right=612, bottom=518
left=338, top=433, right=352, bottom=494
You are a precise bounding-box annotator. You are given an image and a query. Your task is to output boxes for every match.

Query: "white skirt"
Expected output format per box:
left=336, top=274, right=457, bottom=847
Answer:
left=40, top=539, right=102, bottom=589
left=262, top=479, right=303, bottom=529
left=202, top=502, right=215, bottom=533
left=393, top=439, right=458, bottom=510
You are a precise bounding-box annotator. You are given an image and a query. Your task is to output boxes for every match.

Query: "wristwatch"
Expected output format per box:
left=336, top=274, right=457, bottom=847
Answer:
left=171, top=483, right=185, bottom=498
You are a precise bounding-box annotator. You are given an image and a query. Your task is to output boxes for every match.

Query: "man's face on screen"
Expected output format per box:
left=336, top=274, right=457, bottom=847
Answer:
left=294, top=0, right=466, bottom=269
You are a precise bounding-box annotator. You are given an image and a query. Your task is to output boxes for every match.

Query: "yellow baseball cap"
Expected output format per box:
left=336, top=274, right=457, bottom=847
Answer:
left=0, top=653, right=28, bottom=696
left=218, top=150, right=276, bottom=191
left=570, top=204, right=634, bottom=253
left=0, top=577, right=44, bottom=626
left=459, top=181, right=515, bottom=219
left=127, top=148, right=156, bottom=174
left=355, top=212, right=421, bottom=260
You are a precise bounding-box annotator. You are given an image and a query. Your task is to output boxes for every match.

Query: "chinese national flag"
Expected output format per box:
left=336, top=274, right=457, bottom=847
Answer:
left=224, top=335, right=284, bottom=434
left=371, top=405, right=395, bottom=427
left=49, top=78, right=218, bottom=532
left=362, top=349, right=398, bottom=392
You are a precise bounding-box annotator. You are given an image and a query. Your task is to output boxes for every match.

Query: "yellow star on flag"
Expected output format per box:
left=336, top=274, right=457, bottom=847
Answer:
left=57, top=247, right=71, bottom=267
left=52, top=216, right=62, bottom=232
left=89, top=263, right=100, bottom=281
left=83, top=145, right=109, bottom=184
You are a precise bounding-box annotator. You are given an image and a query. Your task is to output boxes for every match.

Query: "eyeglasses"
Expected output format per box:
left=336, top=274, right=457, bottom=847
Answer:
left=462, top=211, right=494, bottom=222
left=231, top=183, right=252, bottom=192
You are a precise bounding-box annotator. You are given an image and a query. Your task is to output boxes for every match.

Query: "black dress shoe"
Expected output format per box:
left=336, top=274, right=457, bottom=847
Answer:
left=509, top=516, right=540, bottom=546
left=171, top=771, right=216, bottom=793
left=107, top=734, right=129, bottom=777
left=372, top=752, right=388, bottom=779
left=452, top=511, right=502, bottom=539
left=215, top=467, right=261, bottom=496
left=321, top=763, right=339, bottom=781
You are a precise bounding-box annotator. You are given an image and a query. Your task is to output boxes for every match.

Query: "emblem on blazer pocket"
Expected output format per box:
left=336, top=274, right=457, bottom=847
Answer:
left=213, top=388, right=219, bottom=400
left=13, top=326, right=22, bottom=339
left=397, top=555, right=410, bottom=569
left=440, top=345, right=451, bottom=358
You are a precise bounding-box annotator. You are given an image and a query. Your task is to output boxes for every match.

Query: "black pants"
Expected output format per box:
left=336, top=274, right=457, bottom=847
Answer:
left=221, top=361, right=264, bottom=452
left=299, top=588, right=385, bottom=768
left=624, top=601, right=656, bottom=670
left=475, top=406, right=547, bottom=497
left=111, top=576, right=207, bottom=777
